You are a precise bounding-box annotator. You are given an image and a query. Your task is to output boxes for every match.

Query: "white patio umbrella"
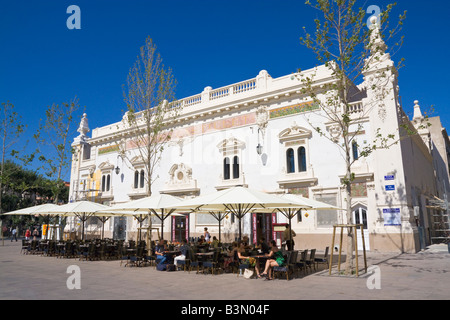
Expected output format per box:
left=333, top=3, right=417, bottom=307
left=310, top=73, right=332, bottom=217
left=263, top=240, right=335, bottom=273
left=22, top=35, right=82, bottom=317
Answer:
left=45, top=201, right=115, bottom=240
left=1, top=203, right=59, bottom=216
left=102, top=194, right=186, bottom=241
left=174, top=187, right=311, bottom=241
left=2, top=203, right=62, bottom=240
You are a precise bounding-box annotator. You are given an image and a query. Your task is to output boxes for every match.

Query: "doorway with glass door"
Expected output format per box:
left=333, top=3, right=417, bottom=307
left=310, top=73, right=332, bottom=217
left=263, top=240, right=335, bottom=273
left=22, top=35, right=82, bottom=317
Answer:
left=353, top=206, right=370, bottom=251
left=113, top=216, right=127, bottom=240
left=172, top=214, right=188, bottom=243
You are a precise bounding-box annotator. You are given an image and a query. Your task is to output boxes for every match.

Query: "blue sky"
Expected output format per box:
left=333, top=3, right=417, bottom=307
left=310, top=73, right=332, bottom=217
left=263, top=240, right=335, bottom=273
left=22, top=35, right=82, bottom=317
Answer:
left=1, top=0, right=449, bottom=180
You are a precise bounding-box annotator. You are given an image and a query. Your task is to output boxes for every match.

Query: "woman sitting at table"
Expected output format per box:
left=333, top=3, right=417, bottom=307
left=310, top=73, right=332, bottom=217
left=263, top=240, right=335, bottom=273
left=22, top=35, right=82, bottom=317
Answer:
left=155, top=239, right=168, bottom=265
left=223, top=241, right=248, bottom=272
left=223, top=241, right=237, bottom=272
left=258, top=240, right=285, bottom=280
left=237, top=241, right=248, bottom=259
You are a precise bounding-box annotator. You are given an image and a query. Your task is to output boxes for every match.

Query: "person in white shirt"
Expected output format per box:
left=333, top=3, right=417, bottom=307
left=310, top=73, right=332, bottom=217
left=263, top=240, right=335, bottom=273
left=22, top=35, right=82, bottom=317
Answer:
left=204, top=227, right=211, bottom=242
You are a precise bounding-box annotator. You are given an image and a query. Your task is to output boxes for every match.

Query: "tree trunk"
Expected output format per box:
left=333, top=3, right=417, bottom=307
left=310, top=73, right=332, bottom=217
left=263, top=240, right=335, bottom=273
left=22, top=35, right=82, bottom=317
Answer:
left=344, top=132, right=355, bottom=275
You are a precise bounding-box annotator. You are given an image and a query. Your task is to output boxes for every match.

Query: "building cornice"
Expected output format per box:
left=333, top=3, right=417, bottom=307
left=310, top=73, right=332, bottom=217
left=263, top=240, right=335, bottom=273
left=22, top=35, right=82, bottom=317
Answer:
left=86, top=65, right=338, bottom=144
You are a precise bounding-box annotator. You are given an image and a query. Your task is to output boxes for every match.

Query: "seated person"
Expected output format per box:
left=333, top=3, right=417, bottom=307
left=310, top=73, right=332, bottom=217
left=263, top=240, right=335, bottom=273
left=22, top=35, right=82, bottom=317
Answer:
left=237, top=241, right=249, bottom=260
left=197, top=235, right=205, bottom=245
left=255, top=237, right=270, bottom=254
left=155, top=239, right=168, bottom=265
left=238, top=240, right=258, bottom=270
left=257, top=240, right=286, bottom=280
left=242, top=235, right=252, bottom=250
left=211, top=236, right=219, bottom=248
left=174, top=239, right=190, bottom=269
left=223, top=241, right=238, bottom=272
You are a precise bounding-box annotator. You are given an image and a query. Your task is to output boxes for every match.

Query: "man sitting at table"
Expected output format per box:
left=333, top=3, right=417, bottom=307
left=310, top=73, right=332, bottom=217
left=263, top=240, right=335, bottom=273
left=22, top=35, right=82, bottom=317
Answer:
left=256, top=237, right=270, bottom=254
left=174, top=239, right=190, bottom=270
left=155, top=239, right=168, bottom=265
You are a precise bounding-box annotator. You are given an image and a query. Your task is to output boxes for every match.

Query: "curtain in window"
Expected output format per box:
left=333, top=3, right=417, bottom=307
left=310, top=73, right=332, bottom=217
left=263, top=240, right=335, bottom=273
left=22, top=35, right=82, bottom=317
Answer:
left=140, top=170, right=145, bottom=188
left=233, top=156, right=239, bottom=179
left=352, top=141, right=359, bottom=161
left=223, top=157, right=230, bottom=180
left=298, top=147, right=307, bottom=172
left=134, top=171, right=139, bottom=189
left=286, top=148, right=295, bottom=173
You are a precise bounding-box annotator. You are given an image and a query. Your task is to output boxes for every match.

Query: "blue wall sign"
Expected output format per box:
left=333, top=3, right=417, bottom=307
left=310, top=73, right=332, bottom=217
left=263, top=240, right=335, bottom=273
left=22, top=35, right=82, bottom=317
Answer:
left=385, top=185, right=395, bottom=191
left=383, top=208, right=401, bottom=226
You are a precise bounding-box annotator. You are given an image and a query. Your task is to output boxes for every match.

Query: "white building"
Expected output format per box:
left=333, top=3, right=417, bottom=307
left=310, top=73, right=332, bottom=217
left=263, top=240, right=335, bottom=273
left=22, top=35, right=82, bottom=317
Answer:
left=67, top=23, right=450, bottom=253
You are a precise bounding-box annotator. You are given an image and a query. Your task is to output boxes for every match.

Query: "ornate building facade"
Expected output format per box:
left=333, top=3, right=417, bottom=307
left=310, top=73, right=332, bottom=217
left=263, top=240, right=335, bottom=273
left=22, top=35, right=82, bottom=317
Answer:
left=67, top=23, right=450, bottom=253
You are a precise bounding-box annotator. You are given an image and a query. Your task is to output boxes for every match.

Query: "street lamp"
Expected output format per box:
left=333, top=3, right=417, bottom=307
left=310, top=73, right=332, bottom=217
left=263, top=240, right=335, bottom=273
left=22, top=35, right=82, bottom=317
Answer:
left=256, top=143, right=263, bottom=155
left=115, top=154, right=122, bottom=175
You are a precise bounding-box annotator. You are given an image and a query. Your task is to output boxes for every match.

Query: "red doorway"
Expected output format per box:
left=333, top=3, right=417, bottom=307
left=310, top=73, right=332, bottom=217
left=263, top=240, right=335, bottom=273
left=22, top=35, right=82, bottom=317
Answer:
left=251, top=212, right=276, bottom=245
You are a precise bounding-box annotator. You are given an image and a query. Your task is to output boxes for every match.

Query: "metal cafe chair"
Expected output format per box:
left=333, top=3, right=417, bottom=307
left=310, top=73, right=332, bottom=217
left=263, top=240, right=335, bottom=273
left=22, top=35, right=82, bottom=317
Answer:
left=296, top=249, right=308, bottom=276
left=305, top=249, right=316, bottom=272
left=188, top=247, right=202, bottom=274
left=314, top=246, right=329, bottom=270
left=273, top=250, right=297, bottom=280
left=202, top=249, right=221, bottom=275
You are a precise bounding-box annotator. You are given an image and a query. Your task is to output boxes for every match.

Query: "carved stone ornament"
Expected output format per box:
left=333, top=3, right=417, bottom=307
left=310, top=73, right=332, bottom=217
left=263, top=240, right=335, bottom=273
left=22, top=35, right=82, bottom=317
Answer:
left=278, top=121, right=312, bottom=142
left=88, top=165, right=96, bottom=176
left=77, top=113, right=90, bottom=137
left=255, top=105, right=269, bottom=138
left=327, top=125, right=342, bottom=143
left=365, top=74, right=390, bottom=122
left=168, top=163, right=193, bottom=185
left=98, top=160, right=114, bottom=171
left=217, top=136, right=246, bottom=153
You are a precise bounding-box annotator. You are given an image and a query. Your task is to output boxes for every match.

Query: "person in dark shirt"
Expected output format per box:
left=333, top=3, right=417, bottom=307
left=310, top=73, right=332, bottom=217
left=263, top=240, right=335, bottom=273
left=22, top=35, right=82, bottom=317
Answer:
left=155, top=239, right=168, bottom=265
left=257, top=237, right=270, bottom=254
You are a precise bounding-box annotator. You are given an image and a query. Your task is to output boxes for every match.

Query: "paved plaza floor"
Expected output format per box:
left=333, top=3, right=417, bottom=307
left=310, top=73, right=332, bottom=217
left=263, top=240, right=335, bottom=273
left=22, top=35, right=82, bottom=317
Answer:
left=0, top=240, right=449, bottom=303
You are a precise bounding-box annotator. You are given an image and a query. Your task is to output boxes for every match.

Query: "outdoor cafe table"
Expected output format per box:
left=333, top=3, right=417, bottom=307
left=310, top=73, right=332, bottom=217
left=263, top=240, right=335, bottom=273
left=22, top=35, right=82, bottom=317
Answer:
left=253, top=255, right=269, bottom=268
left=164, top=250, right=180, bottom=258
left=164, top=250, right=180, bottom=254
left=196, top=251, right=214, bottom=262
left=196, top=252, right=214, bottom=257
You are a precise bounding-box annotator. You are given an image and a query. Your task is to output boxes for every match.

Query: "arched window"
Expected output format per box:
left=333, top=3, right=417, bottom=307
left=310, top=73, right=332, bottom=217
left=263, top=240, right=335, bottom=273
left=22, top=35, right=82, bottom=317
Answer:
left=223, top=157, right=230, bottom=180
left=233, top=156, right=240, bottom=179
left=134, top=170, right=139, bottom=189
left=106, top=174, right=110, bottom=192
left=140, top=170, right=145, bottom=188
left=352, top=141, right=359, bottom=161
left=298, top=147, right=307, bottom=172
left=286, top=148, right=295, bottom=173
left=101, top=175, right=106, bottom=192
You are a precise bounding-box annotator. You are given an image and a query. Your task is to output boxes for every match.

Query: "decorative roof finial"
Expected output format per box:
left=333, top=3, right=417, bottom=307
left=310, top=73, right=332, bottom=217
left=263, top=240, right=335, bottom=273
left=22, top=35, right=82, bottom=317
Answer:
left=413, top=100, right=424, bottom=121
left=369, top=15, right=387, bottom=54
left=77, top=113, right=90, bottom=138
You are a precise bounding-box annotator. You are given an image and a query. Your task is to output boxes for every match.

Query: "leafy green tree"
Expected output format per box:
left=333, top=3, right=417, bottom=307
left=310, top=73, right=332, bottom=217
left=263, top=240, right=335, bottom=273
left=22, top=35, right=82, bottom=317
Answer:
left=0, top=160, right=68, bottom=236
left=298, top=0, right=408, bottom=274
left=0, top=101, right=26, bottom=214
left=121, top=36, right=180, bottom=196
left=35, top=97, right=82, bottom=204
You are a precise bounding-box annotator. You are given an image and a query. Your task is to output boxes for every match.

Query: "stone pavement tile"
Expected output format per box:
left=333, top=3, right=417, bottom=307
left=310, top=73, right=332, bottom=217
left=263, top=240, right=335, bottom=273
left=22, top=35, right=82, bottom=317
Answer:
left=1, top=240, right=449, bottom=300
